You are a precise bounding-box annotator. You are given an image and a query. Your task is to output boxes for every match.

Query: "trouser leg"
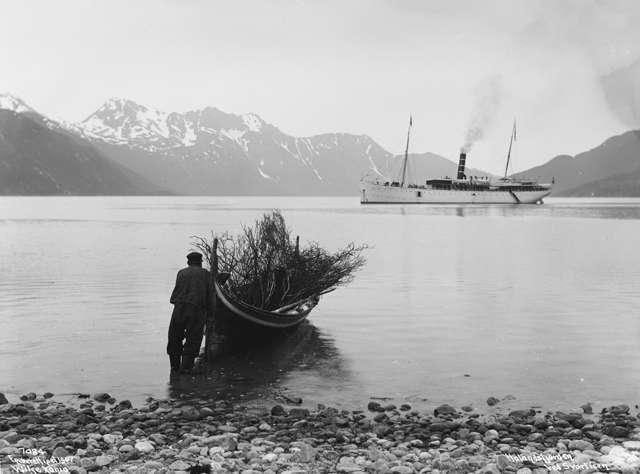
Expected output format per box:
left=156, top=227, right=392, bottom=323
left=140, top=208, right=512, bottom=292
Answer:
left=183, top=308, right=205, bottom=359
left=167, top=305, right=187, bottom=357
left=183, top=306, right=206, bottom=359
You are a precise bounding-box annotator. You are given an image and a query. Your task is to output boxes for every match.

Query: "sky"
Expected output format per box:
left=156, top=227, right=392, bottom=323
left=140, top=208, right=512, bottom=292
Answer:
left=1, top=0, right=639, bottom=173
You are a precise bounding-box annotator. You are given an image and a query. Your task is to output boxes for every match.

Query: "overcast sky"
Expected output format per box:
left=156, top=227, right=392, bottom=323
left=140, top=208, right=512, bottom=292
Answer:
left=1, top=0, right=639, bottom=173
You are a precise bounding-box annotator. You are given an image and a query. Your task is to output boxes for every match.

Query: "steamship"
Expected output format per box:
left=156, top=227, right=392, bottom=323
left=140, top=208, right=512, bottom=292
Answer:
left=360, top=119, right=553, bottom=205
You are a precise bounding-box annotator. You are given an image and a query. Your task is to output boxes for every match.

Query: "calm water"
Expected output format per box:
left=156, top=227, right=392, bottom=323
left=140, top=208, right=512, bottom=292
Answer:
left=1, top=196, right=639, bottom=412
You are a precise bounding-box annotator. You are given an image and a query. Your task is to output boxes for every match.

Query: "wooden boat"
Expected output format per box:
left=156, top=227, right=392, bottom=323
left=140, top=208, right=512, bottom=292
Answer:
left=201, top=236, right=340, bottom=360
left=215, top=274, right=320, bottom=330
left=201, top=276, right=325, bottom=360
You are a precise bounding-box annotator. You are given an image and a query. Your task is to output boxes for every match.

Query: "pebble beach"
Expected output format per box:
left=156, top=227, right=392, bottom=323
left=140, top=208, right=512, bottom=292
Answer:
left=1, top=390, right=640, bottom=473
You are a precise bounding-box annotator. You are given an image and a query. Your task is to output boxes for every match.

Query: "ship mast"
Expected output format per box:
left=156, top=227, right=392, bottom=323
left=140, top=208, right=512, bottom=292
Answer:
left=400, top=115, right=412, bottom=187
left=504, top=119, right=516, bottom=178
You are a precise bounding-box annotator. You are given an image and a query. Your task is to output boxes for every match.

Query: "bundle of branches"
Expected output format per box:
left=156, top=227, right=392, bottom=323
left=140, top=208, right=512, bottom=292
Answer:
left=193, top=210, right=366, bottom=311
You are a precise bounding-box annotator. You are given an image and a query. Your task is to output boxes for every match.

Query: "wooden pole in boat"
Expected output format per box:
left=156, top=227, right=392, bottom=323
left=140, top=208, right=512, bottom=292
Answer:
left=205, top=238, right=218, bottom=362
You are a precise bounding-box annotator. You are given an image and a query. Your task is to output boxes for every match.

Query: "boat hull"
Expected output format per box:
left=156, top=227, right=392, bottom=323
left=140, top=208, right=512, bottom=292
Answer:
left=360, top=182, right=551, bottom=204
left=214, top=282, right=313, bottom=332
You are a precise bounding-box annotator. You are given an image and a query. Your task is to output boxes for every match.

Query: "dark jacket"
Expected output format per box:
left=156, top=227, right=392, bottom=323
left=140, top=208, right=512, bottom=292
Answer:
left=170, top=266, right=213, bottom=313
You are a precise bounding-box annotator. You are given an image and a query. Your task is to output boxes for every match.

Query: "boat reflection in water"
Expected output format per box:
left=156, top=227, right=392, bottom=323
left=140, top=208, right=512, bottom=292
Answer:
left=167, top=322, right=346, bottom=403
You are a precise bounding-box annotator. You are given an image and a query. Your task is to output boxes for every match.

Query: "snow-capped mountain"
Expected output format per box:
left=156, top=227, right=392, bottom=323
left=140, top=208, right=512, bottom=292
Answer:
left=0, top=93, right=77, bottom=132
left=80, top=98, right=265, bottom=151
left=1, top=92, right=491, bottom=195
left=73, top=98, right=397, bottom=195
left=0, top=94, right=164, bottom=195
left=0, top=93, right=34, bottom=114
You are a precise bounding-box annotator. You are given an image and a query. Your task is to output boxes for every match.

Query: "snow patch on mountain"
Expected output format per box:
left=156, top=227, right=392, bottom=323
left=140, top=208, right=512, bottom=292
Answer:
left=77, top=98, right=271, bottom=156
left=242, top=113, right=263, bottom=132
left=80, top=98, right=176, bottom=147
left=365, top=144, right=385, bottom=178
left=0, top=93, right=33, bottom=114
left=220, top=129, right=244, bottom=141
left=181, top=123, right=197, bottom=147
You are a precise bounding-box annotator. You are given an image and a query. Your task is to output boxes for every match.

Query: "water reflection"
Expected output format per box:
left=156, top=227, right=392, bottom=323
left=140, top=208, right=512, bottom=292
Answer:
left=354, top=201, right=640, bottom=220
left=167, top=322, right=346, bottom=402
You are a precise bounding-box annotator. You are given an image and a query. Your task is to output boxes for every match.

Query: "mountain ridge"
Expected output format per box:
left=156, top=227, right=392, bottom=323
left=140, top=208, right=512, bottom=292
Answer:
left=0, top=108, right=165, bottom=195
left=1, top=93, right=490, bottom=195
left=7, top=92, right=638, bottom=197
left=74, top=97, right=501, bottom=195
left=514, top=129, right=640, bottom=196
left=560, top=166, right=640, bottom=197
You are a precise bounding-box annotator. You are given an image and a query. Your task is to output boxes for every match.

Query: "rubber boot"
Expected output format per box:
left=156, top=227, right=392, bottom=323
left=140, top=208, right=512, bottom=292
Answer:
left=169, top=354, right=181, bottom=373
left=180, top=356, right=195, bottom=374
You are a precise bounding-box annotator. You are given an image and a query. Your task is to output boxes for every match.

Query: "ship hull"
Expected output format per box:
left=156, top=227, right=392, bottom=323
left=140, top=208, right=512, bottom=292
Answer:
left=360, top=182, right=551, bottom=204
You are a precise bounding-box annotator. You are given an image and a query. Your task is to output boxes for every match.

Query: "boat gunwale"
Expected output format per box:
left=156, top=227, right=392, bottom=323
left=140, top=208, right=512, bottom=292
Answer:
left=214, top=281, right=313, bottom=328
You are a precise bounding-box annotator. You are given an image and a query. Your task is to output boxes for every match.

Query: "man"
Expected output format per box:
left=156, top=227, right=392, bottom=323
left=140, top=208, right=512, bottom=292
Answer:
left=167, top=251, right=213, bottom=373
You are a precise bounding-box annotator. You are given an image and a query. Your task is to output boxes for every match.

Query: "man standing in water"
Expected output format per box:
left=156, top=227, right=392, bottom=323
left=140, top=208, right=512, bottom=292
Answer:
left=167, top=251, right=213, bottom=374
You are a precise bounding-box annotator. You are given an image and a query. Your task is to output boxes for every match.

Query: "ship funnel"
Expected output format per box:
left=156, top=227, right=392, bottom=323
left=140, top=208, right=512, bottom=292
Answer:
left=457, top=150, right=467, bottom=180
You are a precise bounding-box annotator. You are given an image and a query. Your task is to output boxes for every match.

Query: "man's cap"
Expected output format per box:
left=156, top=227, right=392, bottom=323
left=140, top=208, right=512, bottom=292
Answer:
left=186, top=251, right=203, bottom=262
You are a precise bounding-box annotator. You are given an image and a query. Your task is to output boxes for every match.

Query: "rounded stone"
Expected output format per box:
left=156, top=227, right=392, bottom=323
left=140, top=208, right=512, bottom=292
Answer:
left=262, top=453, right=277, bottom=462
left=623, top=440, right=640, bottom=450
left=169, top=460, right=190, bottom=470
left=134, top=440, right=155, bottom=453
left=270, top=405, right=285, bottom=416
left=95, top=454, right=115, bottom=467
left=580, top=403, right=593, bottom=414
left=117, top=400, right=132, bottom=410
left=102, top=433, right=122, bottom=444
left=52, top=446, right=70, bottom=458
left=118, top=444, right=135, bottom=453
left=367, top=401, right=383, bottom=412
left=92, top=393, right=110, bottom=403
left=568, top=439, right=594, bottom=451
left=434, top=404, right=456, bottom=417
left=486, top=397, right=500, bottom=406
left=15, top=438, right=35, bottom=449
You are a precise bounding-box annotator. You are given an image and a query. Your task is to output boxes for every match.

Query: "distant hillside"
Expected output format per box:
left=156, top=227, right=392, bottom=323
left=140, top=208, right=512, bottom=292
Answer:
left=0, top=109, right=164, bottom=195
left=514, top=130, right=640, bottom=196
left=88, top=128, right=396, bottom=196
left=561, top=167, right=640, bottom=197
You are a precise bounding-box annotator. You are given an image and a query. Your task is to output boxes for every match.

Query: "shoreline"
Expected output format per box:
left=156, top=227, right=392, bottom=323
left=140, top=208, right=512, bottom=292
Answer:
left=1, top=392, right=640, bottom=473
